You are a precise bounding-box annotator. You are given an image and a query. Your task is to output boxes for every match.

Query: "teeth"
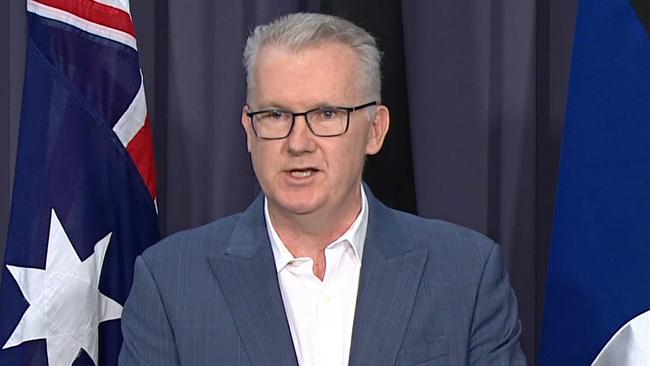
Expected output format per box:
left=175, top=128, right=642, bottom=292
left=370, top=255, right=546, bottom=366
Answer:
left=291, top=170, right=313, bottom=177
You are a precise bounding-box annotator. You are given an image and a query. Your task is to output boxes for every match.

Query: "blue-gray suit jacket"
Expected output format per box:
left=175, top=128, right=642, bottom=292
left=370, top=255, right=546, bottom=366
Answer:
left=119, top=190, right=526, bottom=365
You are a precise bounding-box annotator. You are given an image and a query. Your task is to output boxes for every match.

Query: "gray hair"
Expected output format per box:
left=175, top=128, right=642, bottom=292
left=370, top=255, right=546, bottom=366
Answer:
left=243, top=13, right=382, bottom=104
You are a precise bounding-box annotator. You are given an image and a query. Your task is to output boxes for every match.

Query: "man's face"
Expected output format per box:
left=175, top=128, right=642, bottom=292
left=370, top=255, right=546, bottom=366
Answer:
left=241, top=42, right=389, bottom=221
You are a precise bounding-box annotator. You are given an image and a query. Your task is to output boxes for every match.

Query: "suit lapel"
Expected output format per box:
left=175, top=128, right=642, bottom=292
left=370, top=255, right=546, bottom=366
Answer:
left=205, top=188, right=425, bottom=366
left=207, top=196, right=298, bottom=366
left=349, top=192, right=428, bottom=366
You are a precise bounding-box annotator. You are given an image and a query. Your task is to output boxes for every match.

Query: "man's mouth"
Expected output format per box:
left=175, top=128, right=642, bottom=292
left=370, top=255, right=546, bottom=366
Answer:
left=289, top=168, right=318, bottom=178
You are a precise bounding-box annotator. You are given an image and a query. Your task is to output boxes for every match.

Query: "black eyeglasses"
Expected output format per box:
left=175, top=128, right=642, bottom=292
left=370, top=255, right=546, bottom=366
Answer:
left=246, top=101, right=377, bottom=139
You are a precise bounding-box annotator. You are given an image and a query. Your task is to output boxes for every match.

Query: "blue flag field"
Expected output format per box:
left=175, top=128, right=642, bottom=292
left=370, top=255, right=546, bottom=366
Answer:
left=540, top=0, right=650, bottom=364
left=0, top=0, right=159, bottom=365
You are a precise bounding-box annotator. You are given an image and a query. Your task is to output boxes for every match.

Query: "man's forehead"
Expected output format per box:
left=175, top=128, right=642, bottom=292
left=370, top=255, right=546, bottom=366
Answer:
left=251, top=42, right=362, bottom=107
left=255, top=42, right=364, bottom=81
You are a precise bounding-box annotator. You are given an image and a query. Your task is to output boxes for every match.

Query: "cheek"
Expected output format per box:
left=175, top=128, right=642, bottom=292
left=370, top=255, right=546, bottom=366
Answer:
left=250, top=143, right=281, bottom=177
left=330, top=139, right=367, bottom=176
left=249, top=145, right=268, bottom=174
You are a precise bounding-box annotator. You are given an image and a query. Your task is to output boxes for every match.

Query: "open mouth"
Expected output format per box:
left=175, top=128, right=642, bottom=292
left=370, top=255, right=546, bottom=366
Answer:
left=289, top=168, right=318, bottom=178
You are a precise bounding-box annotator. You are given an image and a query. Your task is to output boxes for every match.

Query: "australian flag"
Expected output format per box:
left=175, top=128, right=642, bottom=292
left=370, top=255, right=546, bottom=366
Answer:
left=0, top=0, right=159, bottom=365
left=540, top=0, right=650, bottom=365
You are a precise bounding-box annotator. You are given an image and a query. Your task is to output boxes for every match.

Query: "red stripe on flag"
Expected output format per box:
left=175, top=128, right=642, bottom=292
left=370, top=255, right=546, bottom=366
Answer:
left=127, top=115, right=157, bottom=199
left=34, top=0, right=136, bottom=38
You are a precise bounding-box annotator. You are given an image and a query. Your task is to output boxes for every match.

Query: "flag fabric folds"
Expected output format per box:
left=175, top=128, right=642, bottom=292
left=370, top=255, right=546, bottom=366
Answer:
left=540, top=0, right=650, bottom=365
left=0, top=0, right=159, bottom=365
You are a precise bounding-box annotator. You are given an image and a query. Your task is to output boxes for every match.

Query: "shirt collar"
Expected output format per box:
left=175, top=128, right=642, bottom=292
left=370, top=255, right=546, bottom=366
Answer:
left=265, top=185, right=369, bottom=273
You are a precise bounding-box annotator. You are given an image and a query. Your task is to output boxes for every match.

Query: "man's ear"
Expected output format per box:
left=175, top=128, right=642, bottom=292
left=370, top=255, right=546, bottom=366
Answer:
left=365, top=105, right=390, bottom=155
left=241, top=106, right=253, bottom=153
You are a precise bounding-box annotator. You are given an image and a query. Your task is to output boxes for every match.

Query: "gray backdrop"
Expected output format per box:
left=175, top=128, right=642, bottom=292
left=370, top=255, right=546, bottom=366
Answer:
left=1, top=0, right=579, bottom=364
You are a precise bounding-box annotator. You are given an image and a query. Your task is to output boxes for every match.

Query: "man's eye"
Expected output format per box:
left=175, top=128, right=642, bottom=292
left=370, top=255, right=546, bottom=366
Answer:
left=318, top=108, right=340, bottom=119
left=260, top=110, right=287, bottom=120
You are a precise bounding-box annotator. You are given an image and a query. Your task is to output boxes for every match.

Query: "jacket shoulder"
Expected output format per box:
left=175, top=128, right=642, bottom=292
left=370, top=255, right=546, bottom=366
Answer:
left=387, top=208, right=497, bottom=257
left=140, top=213, right=241, bottom=266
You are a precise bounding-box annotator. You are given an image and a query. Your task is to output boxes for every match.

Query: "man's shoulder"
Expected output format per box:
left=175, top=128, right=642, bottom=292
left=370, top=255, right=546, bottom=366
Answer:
left=140, top=212, right=242, bottom=265
left=383, top=206, right=497, bottom=260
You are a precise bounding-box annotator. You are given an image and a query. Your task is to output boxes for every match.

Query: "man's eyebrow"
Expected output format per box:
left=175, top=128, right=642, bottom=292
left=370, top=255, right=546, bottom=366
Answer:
left=252, top=102, right=291, bottom=111
left=253, top=102, right=342, bottom=112
left=310, top=102, right=340, bottom=109
left=298, top=102, right=348, bottom=110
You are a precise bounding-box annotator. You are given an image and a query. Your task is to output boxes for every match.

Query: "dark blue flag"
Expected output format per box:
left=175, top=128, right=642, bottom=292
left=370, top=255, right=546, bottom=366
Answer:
left=540, top=0, right=650, bottom=364
left=0, top=0, right=159, bottom=365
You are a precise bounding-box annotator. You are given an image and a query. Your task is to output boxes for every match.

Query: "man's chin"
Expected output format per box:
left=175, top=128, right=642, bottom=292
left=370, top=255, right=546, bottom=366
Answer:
left=271, top=196, right=322, bottom=217
left=281, top=203, right=319, bottom=216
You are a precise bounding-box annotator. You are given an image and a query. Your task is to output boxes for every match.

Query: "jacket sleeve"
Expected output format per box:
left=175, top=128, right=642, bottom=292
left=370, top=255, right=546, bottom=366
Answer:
left=468, top=244, right=527, bottom=365
left=118, top=255, right=180, bottom=366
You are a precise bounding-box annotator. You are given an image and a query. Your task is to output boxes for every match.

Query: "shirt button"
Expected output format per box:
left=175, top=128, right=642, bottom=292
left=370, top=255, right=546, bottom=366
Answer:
left=323, top=295, right=331, bottom=304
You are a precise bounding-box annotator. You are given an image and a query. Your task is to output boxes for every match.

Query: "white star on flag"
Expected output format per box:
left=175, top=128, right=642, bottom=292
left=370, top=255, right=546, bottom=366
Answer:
left=2, top=208, right=123, bottom=366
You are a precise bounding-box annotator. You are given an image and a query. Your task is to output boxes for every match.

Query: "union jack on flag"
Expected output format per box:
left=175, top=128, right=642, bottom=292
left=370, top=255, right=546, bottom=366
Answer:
left=0, top=0, right=159, bottom=365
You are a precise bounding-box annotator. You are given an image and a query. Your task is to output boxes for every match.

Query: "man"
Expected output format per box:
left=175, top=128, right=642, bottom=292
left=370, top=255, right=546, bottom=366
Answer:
left=119, top=13, right=526, bottom=366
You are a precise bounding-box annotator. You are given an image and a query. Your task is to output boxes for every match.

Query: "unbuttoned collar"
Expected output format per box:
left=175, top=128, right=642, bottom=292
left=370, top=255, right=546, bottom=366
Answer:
left=264, top=185, right=369, bottom=273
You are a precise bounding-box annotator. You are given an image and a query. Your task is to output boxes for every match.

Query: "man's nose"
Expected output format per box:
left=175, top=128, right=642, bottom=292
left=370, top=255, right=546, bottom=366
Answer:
left=287, top=115, right=316, bottom=154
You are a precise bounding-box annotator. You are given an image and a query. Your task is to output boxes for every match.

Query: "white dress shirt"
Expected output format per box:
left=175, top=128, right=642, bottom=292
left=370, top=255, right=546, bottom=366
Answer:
left=264, top=188, right=368, bottom=366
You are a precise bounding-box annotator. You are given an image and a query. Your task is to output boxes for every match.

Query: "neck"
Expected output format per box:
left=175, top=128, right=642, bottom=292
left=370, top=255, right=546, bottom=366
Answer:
left=269, top=191, right=362, bottom=256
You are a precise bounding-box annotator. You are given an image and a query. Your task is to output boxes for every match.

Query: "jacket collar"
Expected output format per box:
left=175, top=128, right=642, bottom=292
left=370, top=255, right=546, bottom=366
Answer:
left=209, top=185, right=428, bottom=366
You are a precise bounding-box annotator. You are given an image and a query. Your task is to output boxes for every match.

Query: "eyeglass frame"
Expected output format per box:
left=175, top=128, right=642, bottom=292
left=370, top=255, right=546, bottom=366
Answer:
left=245, top=101, right=377, bottom=140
